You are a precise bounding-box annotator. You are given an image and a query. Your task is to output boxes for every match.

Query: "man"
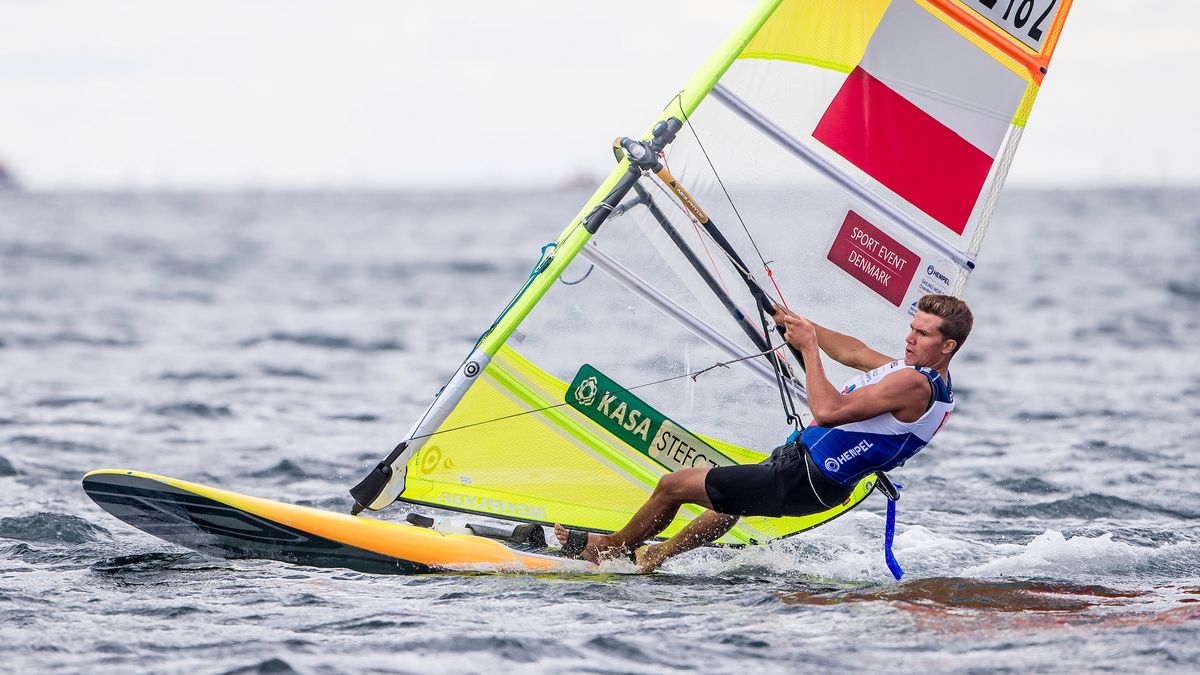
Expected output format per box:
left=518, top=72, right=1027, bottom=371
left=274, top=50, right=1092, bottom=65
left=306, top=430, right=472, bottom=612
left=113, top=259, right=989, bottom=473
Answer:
left=555, top=293, right=972, bottom=572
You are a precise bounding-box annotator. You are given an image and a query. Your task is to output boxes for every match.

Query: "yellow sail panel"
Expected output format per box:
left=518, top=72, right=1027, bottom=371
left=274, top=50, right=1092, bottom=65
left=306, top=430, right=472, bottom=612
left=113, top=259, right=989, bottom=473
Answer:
left=399, top=345, right=876, bottom=545
left=738, top=0, right=891, bottom=73
left=400, top=353, right=653, bottom=531
left=399, top=346, right=745, bottom=543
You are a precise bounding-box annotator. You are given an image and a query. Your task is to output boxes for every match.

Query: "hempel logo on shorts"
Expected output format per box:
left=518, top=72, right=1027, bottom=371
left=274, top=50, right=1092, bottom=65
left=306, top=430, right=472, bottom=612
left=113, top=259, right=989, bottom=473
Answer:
left=823, top=439, right=874, bottom=473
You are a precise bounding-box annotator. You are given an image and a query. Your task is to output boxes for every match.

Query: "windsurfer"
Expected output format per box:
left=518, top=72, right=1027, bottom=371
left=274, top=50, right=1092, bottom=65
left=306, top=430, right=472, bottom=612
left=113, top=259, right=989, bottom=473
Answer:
left=555, top=293, right=971, bottom=572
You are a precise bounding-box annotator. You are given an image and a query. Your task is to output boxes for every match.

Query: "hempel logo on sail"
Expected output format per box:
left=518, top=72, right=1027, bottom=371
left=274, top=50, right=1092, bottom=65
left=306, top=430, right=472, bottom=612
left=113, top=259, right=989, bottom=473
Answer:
left=567, top=365, right=737, bottom=472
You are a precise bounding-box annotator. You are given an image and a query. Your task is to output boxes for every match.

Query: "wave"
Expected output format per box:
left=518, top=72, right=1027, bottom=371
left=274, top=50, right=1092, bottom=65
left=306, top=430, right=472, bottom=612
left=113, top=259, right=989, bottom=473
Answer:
left=220, top=657, right=299, bottom=675
left=1011, top=410, right=1067, bottom=421
left=158, top=371, right=241, bottom=382
left=326, top=413, right=378, bottom=422
left=34, top=396, right=103, bottom=408
left=16, top=331, right=139, bottom=348
left=239, top=332, right=404, bottom=352
left=1074, top=313, right=1182, bottom=349
left=90, top=551, right=220, bottom=575
left=441, top=260, right=499, bottom=275
left=1075, top=438, right=1164, bottom=462
left=1168, top=280, right=1200, bottom=301
left=151, top=402, right=234, bottom=419
left=0, top=512, right=110, bottom=544
left=134, top=288, right=215, bottom=304
left=995, top=476, right=1062, bottom=494
left=294, top=496, right=353, bottom=511
left=0, top=242, right=94, bottom=265
left=667, top=511, right=1200, bottom=587
left=8, top=435, right=109, bottom=454
left=245, top=459, right=321, bottom=481
left=995, top=493, right=1196, bottom=521
left=952, top=528, right=1200, bottom=580
left=296, top=618, right=423, bottom=633
left=258, top=365, right=323, bottom=380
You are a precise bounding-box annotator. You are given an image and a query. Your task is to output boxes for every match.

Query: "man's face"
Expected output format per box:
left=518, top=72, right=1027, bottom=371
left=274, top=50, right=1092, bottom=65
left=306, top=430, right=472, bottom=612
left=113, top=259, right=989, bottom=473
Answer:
left=904, top=311, right=953, bottom=367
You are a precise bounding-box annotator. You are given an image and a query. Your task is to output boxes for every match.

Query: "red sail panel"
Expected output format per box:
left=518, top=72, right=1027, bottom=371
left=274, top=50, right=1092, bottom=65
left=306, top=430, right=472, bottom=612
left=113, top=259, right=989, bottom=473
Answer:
left=813, top=66, right=994, bottom=235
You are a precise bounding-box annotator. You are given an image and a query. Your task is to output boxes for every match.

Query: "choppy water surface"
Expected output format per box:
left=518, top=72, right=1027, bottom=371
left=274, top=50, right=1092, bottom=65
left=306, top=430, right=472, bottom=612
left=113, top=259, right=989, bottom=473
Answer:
left=2, top=189, right=1199, bottom=673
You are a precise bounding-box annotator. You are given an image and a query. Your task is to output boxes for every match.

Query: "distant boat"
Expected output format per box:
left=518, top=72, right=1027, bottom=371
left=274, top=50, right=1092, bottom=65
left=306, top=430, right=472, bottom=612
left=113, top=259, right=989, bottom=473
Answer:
left=555, top=171, right=604, bottom=192
left=0, top=160, right=18, bottom=190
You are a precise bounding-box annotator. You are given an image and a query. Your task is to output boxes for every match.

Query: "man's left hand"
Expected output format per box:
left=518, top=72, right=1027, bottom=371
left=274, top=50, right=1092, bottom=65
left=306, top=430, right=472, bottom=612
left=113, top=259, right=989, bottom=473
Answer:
left=772, top=303, right=798, bottom=326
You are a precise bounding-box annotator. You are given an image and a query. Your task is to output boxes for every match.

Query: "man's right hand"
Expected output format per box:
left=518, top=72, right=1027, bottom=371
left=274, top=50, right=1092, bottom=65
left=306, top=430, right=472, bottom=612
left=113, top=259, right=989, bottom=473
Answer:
left=780, top=312, right=819, bottom=354
left=773, top=303, right=817, bottom=351
left=776, top=305, right=895, bottom=373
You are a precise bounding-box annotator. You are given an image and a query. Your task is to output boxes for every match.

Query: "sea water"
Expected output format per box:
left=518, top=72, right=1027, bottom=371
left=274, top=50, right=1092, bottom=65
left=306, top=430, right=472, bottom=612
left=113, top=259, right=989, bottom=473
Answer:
left=1, top=189, right=1199, bottom=673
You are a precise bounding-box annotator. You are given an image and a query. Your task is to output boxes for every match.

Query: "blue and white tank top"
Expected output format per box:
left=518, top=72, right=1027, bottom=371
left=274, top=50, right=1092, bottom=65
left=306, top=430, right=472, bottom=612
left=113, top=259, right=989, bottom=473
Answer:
left=802, top=360, right=954, bottom=485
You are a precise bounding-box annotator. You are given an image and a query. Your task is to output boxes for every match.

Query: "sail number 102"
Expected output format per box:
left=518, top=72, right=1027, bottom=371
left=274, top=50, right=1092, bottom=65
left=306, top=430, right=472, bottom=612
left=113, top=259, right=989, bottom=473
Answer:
left=969, top=0, right=1059, bottom=51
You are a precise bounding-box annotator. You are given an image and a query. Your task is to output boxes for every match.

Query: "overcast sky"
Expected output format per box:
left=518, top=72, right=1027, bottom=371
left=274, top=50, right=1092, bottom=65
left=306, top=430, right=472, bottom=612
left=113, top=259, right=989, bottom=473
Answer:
left=1, top=0, right=1197, bottom=190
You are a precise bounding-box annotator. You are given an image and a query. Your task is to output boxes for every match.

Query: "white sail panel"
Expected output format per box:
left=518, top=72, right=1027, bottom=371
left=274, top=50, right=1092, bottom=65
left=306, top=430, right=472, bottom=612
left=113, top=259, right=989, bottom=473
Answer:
left=859, top=0, right=1029, bottom=158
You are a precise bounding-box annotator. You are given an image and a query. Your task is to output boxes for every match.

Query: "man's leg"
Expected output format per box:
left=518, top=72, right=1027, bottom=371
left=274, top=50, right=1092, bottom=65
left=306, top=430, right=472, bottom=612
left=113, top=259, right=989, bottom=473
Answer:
left=635, top=509, right=739, bottom=573
left=554, top=467, right=714, bottom=564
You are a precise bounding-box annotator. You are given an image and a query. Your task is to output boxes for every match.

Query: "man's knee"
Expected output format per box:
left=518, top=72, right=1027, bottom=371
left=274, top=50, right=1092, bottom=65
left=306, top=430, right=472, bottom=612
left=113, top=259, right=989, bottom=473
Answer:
left=654, top=469, right=706, bottom=503
left=709, top=510, right=739, bottom=526
left=654, top=473, right=680, bottom=499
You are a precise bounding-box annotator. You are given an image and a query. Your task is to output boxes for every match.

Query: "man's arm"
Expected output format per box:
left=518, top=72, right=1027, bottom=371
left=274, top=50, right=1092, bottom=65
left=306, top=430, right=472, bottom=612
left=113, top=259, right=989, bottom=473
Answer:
left=780, top=313, right=928, bottom=426
left=774, top=305, right=893, bottom=372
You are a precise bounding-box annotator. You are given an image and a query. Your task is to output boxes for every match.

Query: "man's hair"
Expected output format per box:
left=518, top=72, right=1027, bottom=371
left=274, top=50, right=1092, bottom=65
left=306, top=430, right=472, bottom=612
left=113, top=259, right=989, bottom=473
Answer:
left=917, top=294, right=973, bottom=355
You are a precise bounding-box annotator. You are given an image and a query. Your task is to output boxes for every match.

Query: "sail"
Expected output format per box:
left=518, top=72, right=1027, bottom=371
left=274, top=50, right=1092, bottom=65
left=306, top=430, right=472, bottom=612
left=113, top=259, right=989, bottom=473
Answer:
left=350, top=0, right=1074, bottom=545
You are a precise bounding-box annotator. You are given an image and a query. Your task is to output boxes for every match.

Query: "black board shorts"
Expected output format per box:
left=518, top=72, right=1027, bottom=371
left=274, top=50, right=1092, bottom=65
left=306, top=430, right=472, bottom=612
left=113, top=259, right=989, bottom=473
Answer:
left=704, top=441, right=855, bottom=518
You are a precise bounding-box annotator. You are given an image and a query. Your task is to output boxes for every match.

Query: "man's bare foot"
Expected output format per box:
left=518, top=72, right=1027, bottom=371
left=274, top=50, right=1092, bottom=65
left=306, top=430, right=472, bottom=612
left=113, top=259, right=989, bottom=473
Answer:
left=634, top=543, right=667, bottom=573
left=554, top=524, right=639, bottom=565
left=554, top=523, right=606, bottom=564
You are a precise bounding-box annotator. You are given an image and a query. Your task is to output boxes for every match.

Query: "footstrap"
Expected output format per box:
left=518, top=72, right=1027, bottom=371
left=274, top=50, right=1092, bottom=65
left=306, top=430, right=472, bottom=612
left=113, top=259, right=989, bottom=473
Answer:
left=875, top=471, right=901, bottom=501
left=561, top=529, right=589, bottom=559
